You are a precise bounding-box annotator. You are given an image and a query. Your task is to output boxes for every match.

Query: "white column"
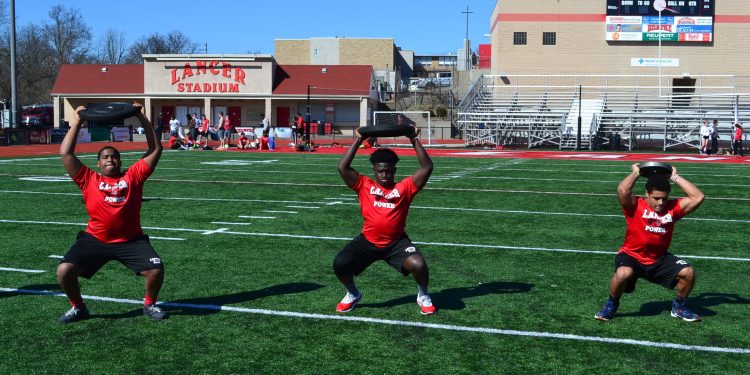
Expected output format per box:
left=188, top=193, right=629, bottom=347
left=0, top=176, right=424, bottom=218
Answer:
left=359, top=98, right=370, bottom=127
left=265, top=98, right=272, bottom=125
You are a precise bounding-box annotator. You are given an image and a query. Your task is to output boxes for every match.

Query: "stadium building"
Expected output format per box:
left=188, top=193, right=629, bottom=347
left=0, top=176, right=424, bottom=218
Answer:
left=50, top=54, right=377, bottom=135
left=456, top=0, right=749, bottom=151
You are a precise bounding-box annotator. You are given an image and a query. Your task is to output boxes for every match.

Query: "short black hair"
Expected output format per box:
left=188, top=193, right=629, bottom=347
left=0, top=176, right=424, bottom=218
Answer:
left=97, top=146, right=120, bottom=160
left=370, top=148, right=399, bottom=165
left=645, top=175, right=671, bottom=193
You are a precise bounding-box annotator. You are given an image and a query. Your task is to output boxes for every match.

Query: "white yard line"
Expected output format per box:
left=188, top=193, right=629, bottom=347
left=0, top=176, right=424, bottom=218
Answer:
left=238, top=215, right=276, bottom=219
left=2, top=287, right=748, bottom=355
left=0, top=267, right=45, bottom=273
left=262, top=210, right=298, bottom=214
left=2, top=219, right=749, bottom=262
left=149, top=236, right=187, bottom=241
left=210, top=221, right=252, bottom=226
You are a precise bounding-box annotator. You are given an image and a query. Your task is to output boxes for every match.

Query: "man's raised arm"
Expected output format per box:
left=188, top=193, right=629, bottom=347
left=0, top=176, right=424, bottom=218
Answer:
left=617, top=163, right=640, bottom=209
left=338, top=130, right=364, bottom=188
left=136, top=103, right=163, bottom=170
left=409, top=128, right=433, bottom=190
left=59, top=106, right=86, bottom=178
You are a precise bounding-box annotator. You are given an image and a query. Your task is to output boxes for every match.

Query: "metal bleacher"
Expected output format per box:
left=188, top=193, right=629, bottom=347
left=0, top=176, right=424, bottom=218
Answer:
left=457, top=75, right=750, bottom=151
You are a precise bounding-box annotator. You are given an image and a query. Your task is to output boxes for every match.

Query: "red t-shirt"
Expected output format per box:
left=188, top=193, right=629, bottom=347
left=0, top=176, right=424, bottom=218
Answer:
left=223, top=116, right=232, bottom=130
left=353, top=175, right=419, bottom=247
left=734, top=127, right=743, bottom=141
left=200, top=119, right=210, bottom=132
left=72, top=159, right=153, bottom=243
left=258, top=135, right=269, bottom=150
left=619, top=196, right=685, bottom=265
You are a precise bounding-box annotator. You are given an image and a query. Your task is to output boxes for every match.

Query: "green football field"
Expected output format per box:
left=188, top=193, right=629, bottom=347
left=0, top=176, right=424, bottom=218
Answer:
left=1, top=149, right=749, bottom=374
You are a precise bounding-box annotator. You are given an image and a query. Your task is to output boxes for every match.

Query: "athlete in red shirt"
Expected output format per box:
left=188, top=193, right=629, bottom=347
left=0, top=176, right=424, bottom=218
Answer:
left=56, top=104, right=168, bottom=323
left=334, top=126, right=436, bottom=315
left=595, top=163, right=704, bottom=322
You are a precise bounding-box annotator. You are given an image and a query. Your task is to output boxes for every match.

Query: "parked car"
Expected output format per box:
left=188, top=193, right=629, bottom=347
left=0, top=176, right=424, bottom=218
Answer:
left=21, top=104, right=54, bottom=128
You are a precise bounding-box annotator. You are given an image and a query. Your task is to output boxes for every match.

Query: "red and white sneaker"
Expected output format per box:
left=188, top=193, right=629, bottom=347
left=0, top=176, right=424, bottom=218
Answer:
left=417, top=294, right=436, bottom=315
left=335, top=292, right=362, bottom=313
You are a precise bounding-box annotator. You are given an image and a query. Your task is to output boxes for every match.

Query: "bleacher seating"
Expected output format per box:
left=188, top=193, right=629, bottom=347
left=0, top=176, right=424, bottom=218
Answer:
left=457, top=75, right=750, bottom=150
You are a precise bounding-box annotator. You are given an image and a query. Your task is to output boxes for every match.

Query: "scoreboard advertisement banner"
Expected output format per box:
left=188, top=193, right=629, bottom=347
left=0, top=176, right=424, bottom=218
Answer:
left=605, top=0, right=714, bottom=42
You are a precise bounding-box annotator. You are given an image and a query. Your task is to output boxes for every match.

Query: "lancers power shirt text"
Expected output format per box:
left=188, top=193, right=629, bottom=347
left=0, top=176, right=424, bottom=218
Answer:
left=72, top=159, right=153, bottom=243
left=353, top=175, right=419, bottom=248
left=619, top=196, right=686, bottom=265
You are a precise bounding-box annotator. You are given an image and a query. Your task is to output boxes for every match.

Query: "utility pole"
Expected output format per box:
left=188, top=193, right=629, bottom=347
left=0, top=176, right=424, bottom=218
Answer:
left=461, top=6, right=473, bottom=71
left=306, top=84, right=311, bottom=150
left=10, top=0, right=19, bottom=129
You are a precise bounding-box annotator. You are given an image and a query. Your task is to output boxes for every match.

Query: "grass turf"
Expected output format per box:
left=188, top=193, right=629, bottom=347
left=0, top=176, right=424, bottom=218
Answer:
left=0, top=150, right=749, bottom=374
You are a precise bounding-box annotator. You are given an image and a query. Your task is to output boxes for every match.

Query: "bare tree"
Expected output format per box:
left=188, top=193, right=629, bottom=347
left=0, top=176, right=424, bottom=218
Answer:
left=126, top=31, right=198, bottom=63
left=165, top=31, right=198, bottom=54
left=7, top=24, right=56, bottom=104
left=43, top=5, right=92, bottom=65
left=96, top=29, right=127, bottom=64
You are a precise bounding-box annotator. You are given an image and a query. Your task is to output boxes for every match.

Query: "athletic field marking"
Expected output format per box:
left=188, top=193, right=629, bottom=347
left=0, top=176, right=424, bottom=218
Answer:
left=410, top=206, right=750, bottom=224
left=0, top=190, right=745, bottom=224
left=326, top=197, right=356, bottom=201
left=238, top=215, right=276, bottom=219
left=285, top=205, right=320, bottom=209
left=262, top=210, right=298, bottom=214
left=2, top=219, right=748, bottom=262
left=470, top=176, right=750, bottom=188
left=149, top=236, right=187, bottom=241
left=0, top=267, right=45, bottom=273
left=2, top=287, right=747, bottom=354
left=201, top=228, right=229, bottom=235
left=210, top=221, right=252, bottom=226
left=48, top=255, right=63, bottom=259
left=18, top=176, right=71, bottom=182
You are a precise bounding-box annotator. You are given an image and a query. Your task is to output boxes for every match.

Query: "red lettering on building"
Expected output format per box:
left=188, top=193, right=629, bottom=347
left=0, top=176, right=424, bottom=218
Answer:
left=168, top=60, right=249, bottom=92
left=209, top=61, right=220, bottom=75
left=182, top=63, right=194, bottom=79
left=196, top=60, right=207, bottom=75
left=234, top=68, right=246, bottom=84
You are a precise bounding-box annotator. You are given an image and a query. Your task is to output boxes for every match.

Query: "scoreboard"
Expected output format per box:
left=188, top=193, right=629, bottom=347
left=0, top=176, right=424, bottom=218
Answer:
left=605, top=0, right=714, bottom=42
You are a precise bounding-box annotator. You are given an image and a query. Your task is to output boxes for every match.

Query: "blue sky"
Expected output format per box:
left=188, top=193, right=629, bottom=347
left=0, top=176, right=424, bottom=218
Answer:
left=11, top=0, right=495, bottom=55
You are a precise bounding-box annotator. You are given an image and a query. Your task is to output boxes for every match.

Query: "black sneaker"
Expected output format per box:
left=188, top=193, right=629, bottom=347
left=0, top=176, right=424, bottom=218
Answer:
left=58, top=305, right=90, bottom=324
left=144, top=304, right=169, bottom=321
left=671, top=302, right=701, bottom=322
left=595, top=300, right=618, bottom=321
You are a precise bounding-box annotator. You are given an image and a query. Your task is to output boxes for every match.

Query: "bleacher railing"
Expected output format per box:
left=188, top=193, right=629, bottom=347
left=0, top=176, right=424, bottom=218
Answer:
left=457, top=74, right=750, bottom=150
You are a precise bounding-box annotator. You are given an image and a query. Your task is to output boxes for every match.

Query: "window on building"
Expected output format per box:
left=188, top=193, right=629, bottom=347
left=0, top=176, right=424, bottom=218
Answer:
left=415, top=56, right=432, bottom=66
left=543, top=32, right=556, bottom=46
left=513, top=32, right=527, bottom=45
left=438, top=56, right=456, bottom=66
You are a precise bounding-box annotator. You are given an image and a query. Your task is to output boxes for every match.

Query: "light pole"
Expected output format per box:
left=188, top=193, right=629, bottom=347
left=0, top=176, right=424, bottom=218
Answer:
left=9, top=0, right=19, bottom=129
left=462, top=6, right=473, bottom=71
left=306, top=84, right=311, bottom=150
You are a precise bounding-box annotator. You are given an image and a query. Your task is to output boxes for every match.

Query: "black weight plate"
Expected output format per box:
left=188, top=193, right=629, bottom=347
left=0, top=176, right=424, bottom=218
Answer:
left=639, top=161, right=673, bottom=177
left=357, top=124, right=415, bottom=138
left=79, top=102, right=139, bottom=122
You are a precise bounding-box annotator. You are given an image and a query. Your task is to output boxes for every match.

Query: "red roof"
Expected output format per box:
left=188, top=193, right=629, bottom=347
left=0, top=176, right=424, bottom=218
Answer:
left=51, top=65, right=144, bottom=94
left=273, top=65, right=373, bottom=96
left=51, top=63, right=373, bottom=96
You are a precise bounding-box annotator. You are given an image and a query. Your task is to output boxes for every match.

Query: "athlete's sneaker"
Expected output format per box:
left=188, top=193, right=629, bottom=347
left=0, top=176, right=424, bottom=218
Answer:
left=417, top=294, right=436, bottom=315
left=595, top=300, right=618, bottom=321
left=335, top=292, right=362, bottom=313
left=671, top=302, right=701, bottom=322
left=144, top=304, right=169, bottom=321
left=58, top=305, right=90, bottom=324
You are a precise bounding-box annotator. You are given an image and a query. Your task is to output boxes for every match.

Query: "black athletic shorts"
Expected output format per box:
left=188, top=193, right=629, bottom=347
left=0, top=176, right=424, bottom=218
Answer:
left=615, top=252, right=691, bottom=292
left=333, top=234, right=423, bottom=276
left=60, top=231, right=164, bottom=279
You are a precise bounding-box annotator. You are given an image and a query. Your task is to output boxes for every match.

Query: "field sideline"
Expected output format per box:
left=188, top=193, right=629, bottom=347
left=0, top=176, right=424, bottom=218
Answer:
left=1, top=144, right=749, bottom=374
